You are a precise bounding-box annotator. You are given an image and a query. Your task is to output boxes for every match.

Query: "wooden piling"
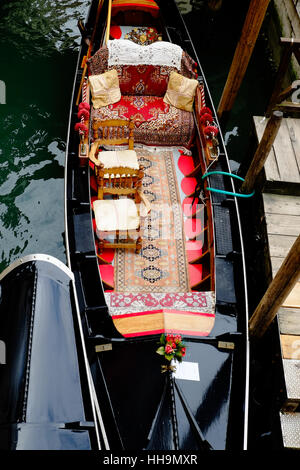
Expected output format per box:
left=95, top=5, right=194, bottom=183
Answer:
left=249, top=235, right=300, bottom=339
left=217, top=0, right=271, bottom=126
left=240, top=111, right=283, bottom=194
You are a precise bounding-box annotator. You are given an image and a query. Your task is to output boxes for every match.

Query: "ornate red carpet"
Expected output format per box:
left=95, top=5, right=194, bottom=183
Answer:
left=114, top=149, right=191, bottom=293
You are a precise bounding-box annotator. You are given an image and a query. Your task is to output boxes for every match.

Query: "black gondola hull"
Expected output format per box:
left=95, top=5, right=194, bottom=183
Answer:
left=0, top=255, right=97, bottom=450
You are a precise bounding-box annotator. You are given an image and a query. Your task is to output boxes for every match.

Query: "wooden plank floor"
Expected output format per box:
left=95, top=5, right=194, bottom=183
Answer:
left=254, top=115, right=300, bottom=448
left=253, top=116, right=300, bottom=193
left=262, top=192, right=300, bottom=339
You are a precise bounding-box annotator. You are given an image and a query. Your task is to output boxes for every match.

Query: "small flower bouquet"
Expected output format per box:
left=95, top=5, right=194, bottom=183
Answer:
left=156, top=334, right=186, bottom=363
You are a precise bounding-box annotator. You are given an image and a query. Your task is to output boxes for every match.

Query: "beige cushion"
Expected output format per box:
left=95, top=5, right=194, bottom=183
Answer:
left=163, top=71, right=198, bottom=112
left=89, top=70, right=121, bottom=109
left=94, top=198, right=140, bottom=231
left=90, top=147, right=139, bottom=169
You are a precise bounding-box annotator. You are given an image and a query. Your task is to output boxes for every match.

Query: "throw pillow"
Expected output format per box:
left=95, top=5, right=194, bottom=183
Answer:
left=88, top=70, right=121, bottom=108
left=163, top=71, right=198, bottom=112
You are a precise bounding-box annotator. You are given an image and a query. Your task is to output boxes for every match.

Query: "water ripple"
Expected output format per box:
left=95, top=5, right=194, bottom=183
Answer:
left=0, top=0, right=91, bottom=58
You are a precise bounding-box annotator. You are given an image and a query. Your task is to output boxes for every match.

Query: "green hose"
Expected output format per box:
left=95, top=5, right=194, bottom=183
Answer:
left=201, top=171, right=255, bottom=198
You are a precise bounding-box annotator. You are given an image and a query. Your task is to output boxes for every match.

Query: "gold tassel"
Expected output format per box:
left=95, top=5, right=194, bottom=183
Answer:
left=161, top=364, right=177, bottom=373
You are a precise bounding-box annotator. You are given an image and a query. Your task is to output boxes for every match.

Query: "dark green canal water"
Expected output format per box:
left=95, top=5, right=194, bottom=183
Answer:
left=0, top=0, right=91, bottom=272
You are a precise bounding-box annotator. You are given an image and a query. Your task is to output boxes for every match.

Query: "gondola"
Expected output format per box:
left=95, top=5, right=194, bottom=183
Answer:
left=65, top=0, right=249, bottom=451
left=64, top=0, right=250, bottom=451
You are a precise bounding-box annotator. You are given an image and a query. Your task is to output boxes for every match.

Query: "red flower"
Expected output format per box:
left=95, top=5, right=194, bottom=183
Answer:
left=166, top=334, right=174, bottom=343
left=165, top=344, right=174, bottom=355
left=174, top=335, right=182, bottom=343
left=181, top=347, right=186, bottom=357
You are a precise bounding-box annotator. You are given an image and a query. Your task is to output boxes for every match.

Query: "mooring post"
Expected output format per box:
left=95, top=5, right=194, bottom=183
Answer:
left=249, top=235, right=300, bottom=339
left=240, top=110, right=283, bottom=194
left=217, top=0, right=271, bottom=127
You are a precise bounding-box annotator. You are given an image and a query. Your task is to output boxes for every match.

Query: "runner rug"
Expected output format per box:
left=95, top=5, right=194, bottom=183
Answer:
left=114, top=149, right=191, bottom=293
left=105, top=292, right=215, bottom=337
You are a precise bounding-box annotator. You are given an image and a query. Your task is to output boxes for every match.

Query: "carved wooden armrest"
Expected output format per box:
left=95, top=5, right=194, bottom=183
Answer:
left=89, top=141, right=101, bottom=166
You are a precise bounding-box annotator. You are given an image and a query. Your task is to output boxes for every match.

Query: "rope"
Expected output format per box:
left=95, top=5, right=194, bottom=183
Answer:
left=200, top=83, right=206, bottom=108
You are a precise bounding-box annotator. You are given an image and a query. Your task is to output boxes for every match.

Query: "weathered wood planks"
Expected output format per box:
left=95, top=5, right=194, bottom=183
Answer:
left=262, top=193, right=300, bottom=336
left=253, top=116, right=300, bottom=191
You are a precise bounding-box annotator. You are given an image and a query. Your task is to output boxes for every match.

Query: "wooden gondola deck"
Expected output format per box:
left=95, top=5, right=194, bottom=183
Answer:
left=254, top=115, right=300, bottom=449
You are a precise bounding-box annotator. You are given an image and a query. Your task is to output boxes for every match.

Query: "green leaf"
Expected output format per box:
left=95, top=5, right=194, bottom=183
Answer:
left=156, top=346, right=165, bottom=356
left=165, top=354, right=174, bottom=361
left=159, top=334, right=165, bottom=345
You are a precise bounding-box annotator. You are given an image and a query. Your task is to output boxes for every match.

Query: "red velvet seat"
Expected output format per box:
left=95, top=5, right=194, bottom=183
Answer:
left=181, top=177, right=197, bottom=196
left=99, top=264, right=115, bottom=290
left=184, top=217, right=202, bottom=240
left=92, top=96, right=195, bottom=149
left=188, top=264, right=203, bottom=289
left=178, top=155, right=195, bottom=176
left=186, top=240, right=203, bottom=263
left=182, top=196, right=203, bottom=217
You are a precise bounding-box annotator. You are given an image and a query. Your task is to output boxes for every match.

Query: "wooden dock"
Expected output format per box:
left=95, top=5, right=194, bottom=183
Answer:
left=253, top=116, right=300, bottom=194
left=253, top=116, right=300, bottom=449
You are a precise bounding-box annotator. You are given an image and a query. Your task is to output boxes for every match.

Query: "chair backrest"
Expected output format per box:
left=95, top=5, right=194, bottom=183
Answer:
left=96, top=164, right=144, bottom=200
left=92, top=118, right=134, bottom=150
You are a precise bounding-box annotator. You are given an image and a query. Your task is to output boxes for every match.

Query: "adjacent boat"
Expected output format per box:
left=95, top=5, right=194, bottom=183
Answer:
left=0, top=255, right=99, bottom=450
left=0, top=0, right=250, bottom=451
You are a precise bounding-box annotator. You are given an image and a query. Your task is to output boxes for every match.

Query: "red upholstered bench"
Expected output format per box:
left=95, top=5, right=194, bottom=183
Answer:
left=88, top=40, right=197, bottom=149
left=92, top=95, right=195, bottom=148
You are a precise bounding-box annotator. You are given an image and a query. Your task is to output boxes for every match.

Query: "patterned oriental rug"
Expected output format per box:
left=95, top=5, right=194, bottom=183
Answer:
left=114, top=149, right=191, bottom=293
left=105, top=292, right=216, bottom=337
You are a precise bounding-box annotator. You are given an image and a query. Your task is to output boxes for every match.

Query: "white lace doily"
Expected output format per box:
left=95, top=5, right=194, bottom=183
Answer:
left=107, top=39, right=183, bottom=69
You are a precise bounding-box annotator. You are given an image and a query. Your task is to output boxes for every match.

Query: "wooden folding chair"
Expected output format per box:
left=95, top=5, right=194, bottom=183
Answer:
left=89, top=145, right=141, bottom=199
left=92, top=118, right=135, bottom=149
left=93, top=165, right=151, bottom=254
